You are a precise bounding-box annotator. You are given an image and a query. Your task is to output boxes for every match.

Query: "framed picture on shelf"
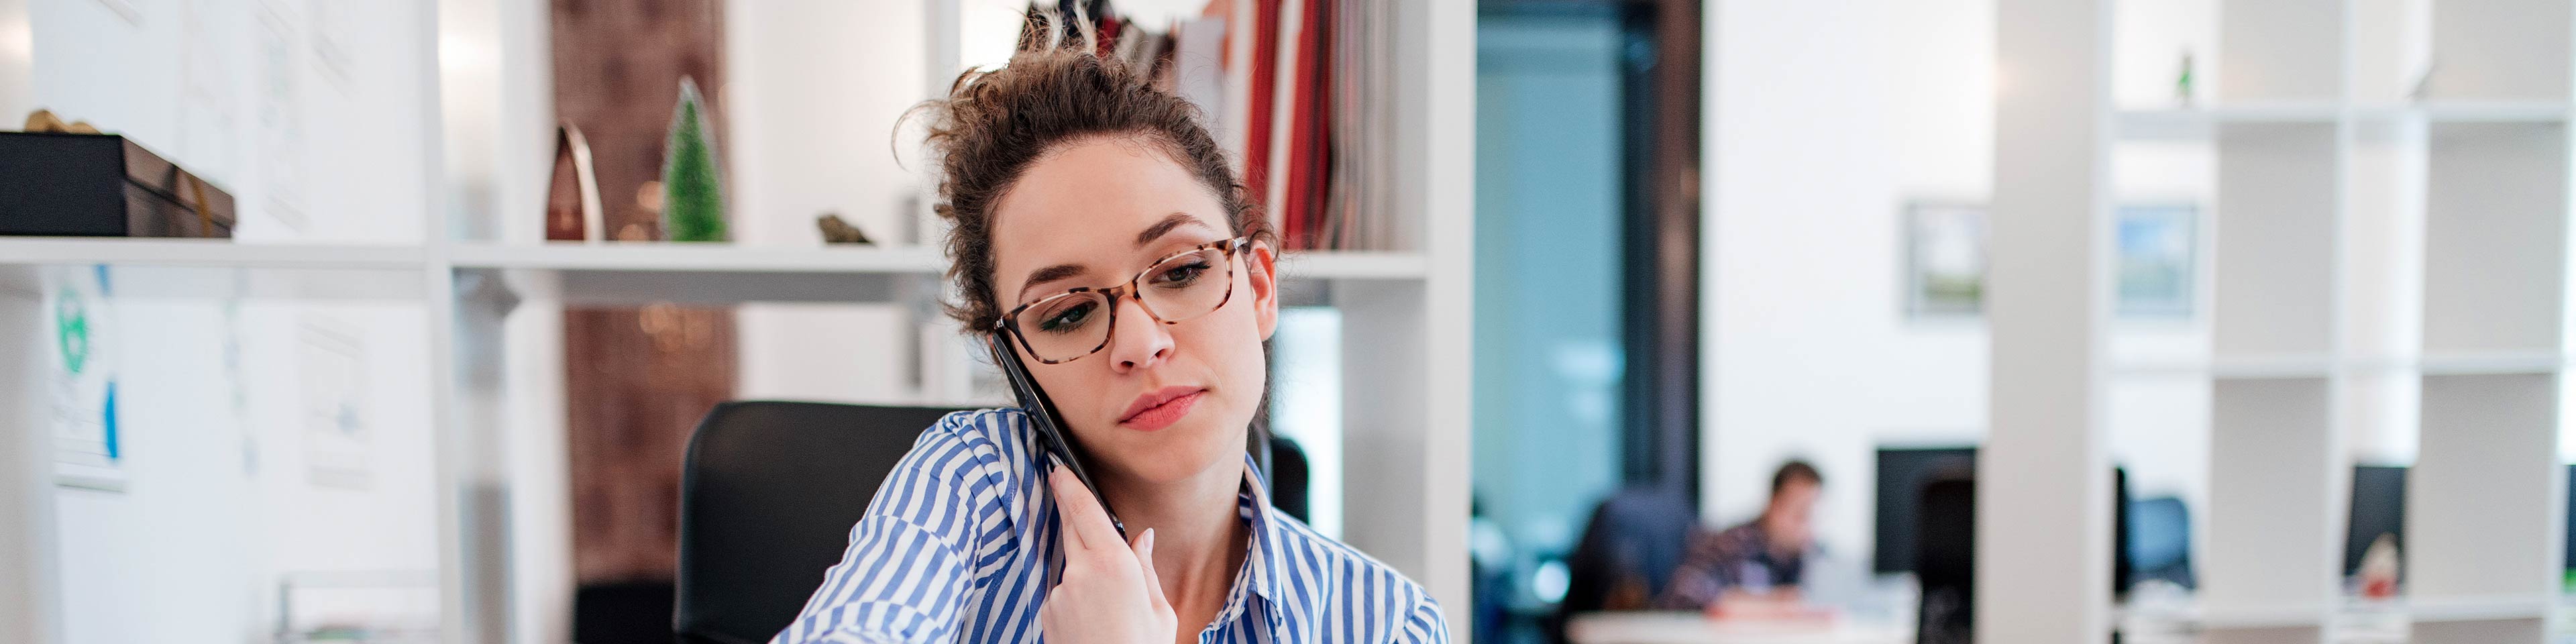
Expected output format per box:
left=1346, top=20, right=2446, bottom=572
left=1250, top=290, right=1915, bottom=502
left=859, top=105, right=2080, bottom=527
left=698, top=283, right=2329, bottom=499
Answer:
left=1904, top=201, right=1986, bottom=319
left=2115, top=203, right=2198, bottom=319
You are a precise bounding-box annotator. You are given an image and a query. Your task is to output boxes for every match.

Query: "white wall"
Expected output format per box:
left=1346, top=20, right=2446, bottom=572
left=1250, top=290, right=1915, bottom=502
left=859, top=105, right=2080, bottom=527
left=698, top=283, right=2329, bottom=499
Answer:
left=30, top=0, right=434, bottom=245
left=726, top=0, right=930, bottom=406
left=1706, top=0, right=1987, bottom=562
left=1705, top=0, right=2222, bottom=566
left=23, top=2, right=447, bottom=643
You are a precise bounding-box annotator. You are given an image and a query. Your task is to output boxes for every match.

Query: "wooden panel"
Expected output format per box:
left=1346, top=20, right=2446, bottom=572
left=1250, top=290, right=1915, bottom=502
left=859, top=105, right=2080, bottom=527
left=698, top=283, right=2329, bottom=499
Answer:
left=2218, top=0, right=2343, bottom=101
left=2421, top=123, right=2568, bottom=356
left=2411, top=373, right=2560, bottom=599
left=564, top=306, right=737, bottom=582
left=2204, top=378, right=2341, bottom=612
left=2204, top=625, right=2326, bottom=644
left=2427, top=0, right=2573, bottom=101
left=2414, top=617, right=2547, bottom=643
left=2213, top=123, right=2339, bottom=358
left=552, top=0, right=736, bottom=586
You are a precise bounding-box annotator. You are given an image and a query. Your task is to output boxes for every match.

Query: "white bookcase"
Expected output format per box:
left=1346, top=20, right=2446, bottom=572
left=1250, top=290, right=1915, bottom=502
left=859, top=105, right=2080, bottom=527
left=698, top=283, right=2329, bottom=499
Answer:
left=2073, top=0, right=2575, bottom=643
left=0, top=1, right=1475, bottom=643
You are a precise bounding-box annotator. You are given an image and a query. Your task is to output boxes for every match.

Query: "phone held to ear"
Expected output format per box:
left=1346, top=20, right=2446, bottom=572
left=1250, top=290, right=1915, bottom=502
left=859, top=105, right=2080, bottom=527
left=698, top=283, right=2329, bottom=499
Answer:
left=989, top=331, right=1128, bottom=539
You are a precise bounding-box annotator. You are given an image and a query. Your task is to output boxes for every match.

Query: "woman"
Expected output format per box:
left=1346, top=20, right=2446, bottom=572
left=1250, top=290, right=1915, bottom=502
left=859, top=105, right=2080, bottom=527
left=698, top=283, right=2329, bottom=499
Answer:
left=768, top=39, right=1449, bottom=644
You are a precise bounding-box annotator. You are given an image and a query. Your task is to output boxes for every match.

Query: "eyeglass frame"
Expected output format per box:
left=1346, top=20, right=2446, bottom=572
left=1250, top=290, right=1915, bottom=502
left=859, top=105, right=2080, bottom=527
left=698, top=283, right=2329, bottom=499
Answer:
left=992, top=236, right=1254, bottom=365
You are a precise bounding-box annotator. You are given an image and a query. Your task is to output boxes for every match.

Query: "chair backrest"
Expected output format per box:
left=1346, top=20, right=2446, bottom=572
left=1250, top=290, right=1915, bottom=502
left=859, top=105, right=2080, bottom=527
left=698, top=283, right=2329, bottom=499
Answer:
left=1265, top=433, right=1311, bottom=522
left=576, top=580, right=678, bottom=644
left=1914, top=472, right=1975, bottom=644
left=674, top=401, right=968, bottom=644
left=1552, top=486, right=1697, bottom=643
left=2126, top=496, right=2194, bottom=589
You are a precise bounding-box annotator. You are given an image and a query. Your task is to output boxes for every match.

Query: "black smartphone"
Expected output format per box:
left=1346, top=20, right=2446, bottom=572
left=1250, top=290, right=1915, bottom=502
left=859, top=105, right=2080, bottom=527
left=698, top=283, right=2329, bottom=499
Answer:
left=989, top=331, right=1127, bottom=538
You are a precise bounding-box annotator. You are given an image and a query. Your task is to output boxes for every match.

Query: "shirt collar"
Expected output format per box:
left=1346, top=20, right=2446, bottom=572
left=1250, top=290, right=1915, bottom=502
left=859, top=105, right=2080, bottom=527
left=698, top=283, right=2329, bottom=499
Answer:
left=1210, top=453, right=1297, bottom=633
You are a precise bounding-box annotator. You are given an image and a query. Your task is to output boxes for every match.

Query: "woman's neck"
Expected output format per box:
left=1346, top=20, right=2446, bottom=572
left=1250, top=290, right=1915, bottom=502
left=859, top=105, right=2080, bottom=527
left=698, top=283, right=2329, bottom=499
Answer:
left=1099, top=456, right=1252, bottom=639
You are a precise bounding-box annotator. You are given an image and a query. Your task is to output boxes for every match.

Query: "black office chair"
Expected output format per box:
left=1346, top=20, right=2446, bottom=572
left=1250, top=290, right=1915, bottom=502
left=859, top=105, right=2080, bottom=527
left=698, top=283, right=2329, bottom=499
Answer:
left=1552, top=487, right=1697, bottom=644
left=675, top=402, right=969, bottom=644
left=577, top=580, right=680, bottom=644
left=673, top=401, right=1312, bottom=644
left=1914, top=470, right=1975, bottom=644
left=1262, top=427, right=1311, bottom=522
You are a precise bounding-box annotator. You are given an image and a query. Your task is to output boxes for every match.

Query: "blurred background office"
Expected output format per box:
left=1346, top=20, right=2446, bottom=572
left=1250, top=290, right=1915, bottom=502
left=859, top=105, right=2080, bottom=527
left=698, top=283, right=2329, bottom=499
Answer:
left=5, top=1, right=2576, bottom=644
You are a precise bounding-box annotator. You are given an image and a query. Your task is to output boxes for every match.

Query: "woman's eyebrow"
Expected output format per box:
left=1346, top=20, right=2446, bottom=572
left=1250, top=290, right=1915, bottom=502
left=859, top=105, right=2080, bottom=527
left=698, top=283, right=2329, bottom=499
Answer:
left=1018, top=263, right=1088, bottom=302
left=1014, top=213, right=1212, bottom=303
left=1135, top=212, right=1214, bottom=248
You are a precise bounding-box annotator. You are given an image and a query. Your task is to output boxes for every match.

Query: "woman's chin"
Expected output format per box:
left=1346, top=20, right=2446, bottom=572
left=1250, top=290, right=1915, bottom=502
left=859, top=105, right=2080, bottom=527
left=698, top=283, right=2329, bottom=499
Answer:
left=1103, top=438, right=1242, bottom=485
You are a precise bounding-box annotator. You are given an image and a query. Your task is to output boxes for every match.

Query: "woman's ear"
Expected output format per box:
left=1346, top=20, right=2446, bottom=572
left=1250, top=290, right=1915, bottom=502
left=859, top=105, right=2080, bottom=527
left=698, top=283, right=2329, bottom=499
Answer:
left=1248, top=240, right=1280, bottom=341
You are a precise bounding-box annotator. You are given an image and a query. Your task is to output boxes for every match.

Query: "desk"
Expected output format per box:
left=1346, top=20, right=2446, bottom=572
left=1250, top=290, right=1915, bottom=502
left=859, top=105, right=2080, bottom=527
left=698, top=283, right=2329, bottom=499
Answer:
left=1564, top=611, right=1912, bottom=644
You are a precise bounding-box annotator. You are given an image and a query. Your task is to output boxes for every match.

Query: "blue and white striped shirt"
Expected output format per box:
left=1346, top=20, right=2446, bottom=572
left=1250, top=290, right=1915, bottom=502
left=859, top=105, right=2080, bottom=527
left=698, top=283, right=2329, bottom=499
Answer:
left=771, top=408, right=1449, bottom=644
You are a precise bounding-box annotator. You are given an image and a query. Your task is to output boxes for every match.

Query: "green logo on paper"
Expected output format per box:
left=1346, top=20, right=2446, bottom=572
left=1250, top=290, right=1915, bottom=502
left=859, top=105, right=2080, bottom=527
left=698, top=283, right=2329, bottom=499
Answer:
left=55, top=288, right=89, bottom=375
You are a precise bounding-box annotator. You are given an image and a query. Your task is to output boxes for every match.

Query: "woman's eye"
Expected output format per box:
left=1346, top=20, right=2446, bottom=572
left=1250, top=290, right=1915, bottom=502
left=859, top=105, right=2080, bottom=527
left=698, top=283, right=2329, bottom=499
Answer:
left=1151, top=261, right=1212, bottom=287
left=1038, top=301, right=1097, bottom=333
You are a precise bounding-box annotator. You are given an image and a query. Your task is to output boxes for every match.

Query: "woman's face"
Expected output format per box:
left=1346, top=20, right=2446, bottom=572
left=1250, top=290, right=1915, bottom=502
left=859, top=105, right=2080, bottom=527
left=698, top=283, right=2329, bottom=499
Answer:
left=987, top=135, right=1279, bottom=486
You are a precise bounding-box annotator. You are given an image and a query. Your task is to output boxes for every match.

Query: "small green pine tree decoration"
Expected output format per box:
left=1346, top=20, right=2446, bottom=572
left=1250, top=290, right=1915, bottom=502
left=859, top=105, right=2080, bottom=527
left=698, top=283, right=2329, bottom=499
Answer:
left=661, top=76, right=728, bottom=242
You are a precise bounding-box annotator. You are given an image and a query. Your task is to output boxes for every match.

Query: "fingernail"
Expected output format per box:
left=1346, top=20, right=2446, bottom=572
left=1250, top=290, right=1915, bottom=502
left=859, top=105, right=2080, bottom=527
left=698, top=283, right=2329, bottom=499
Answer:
left=1142, top=528, right=1156, bottom=549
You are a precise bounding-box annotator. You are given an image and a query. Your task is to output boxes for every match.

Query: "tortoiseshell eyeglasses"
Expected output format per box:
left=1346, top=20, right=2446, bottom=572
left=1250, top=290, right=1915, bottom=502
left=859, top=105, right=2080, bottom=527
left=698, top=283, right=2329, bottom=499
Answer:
left=994, top=237, right=1250, bottom=364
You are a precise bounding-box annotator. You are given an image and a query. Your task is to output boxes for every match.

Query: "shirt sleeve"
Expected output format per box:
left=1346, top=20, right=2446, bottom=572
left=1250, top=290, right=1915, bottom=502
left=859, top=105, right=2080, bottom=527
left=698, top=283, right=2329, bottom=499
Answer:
left=1656, top=525, right=1751, bottom=610
left=1393, top=594, right=1452, bottom=644
left=771, top=417, right=1014, bottom=644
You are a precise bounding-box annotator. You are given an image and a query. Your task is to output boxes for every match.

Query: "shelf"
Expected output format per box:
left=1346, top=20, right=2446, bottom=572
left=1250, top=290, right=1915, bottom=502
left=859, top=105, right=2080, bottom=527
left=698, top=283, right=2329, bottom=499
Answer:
left=2116, top=103, right=2343, bottom=140
left=2193, top=603, right=2332, bottom=630
left=441, top=244, right=1432, bottom=305
left=0, top=239, right=1434, bottom=305
left=2114, top=354, right=2339, bottom=378
left=2116, top=354, right=2573, bottom=377
left=2415, top=352, right=2567, bottom=375
left=2116, top=102, right=2573, bottom=140
left=443, top=242, right=946, bottom=274
left=444, top=244, right=934, bottom=307
left=0, top=237, right=428, bottom=271
left=1279, top=252, right=1430, bottom=280
left=2416, top=101, right=2571, bottom=123
left=2406, top=595, right=2555, bottom=623
left=443, top=243, right=1428, bottom=280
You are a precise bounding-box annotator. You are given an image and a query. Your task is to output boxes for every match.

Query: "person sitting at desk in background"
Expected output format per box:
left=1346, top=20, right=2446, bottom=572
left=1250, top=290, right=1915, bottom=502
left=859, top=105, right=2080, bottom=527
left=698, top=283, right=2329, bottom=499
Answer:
left=1658, top=461, right=1825, bottom=613
left=765, top=22, right=1448, bottom=644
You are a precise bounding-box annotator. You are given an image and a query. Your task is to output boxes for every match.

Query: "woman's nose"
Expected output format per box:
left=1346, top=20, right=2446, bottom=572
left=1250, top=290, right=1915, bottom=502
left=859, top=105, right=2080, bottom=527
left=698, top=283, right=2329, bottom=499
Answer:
left=1105, top=294, right=1175, bottom=372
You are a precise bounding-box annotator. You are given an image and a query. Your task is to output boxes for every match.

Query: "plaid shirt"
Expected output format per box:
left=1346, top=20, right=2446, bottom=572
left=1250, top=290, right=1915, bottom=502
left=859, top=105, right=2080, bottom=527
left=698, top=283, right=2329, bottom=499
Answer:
left=1656, top=522, right=1807, bottom=609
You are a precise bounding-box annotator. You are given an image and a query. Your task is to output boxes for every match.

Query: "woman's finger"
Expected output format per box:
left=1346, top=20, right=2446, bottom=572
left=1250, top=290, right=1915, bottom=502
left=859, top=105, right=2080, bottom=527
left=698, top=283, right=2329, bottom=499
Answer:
left=1132, top=528, right=1169, bottom=608
left=1048, top=459, right=1122, bottom=553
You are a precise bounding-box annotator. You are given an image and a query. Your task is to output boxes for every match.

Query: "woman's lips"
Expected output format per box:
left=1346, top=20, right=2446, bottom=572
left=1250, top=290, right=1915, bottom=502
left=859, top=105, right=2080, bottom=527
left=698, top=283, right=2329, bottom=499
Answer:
left=1118, top=389, right=1204, bottom=431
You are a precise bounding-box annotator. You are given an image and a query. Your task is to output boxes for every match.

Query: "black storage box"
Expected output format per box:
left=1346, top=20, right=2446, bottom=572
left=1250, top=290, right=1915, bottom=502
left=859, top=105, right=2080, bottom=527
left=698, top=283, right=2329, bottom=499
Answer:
left=0, top=131, right=236, bottom=237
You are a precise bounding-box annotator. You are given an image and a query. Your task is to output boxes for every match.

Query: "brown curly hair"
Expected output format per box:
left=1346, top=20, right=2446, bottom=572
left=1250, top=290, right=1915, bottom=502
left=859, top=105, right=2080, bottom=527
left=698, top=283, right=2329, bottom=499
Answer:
left=916, top=43, right=1275, bottom=331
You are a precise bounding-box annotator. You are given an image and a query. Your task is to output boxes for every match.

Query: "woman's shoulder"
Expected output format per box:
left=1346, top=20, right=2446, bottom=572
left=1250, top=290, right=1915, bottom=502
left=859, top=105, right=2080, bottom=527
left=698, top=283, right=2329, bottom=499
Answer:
left=912, top=407, right=1039, bottom=454
left=1263, top=511, right=1444, bottom=616
left=895, top=407, right=1046, bottom=495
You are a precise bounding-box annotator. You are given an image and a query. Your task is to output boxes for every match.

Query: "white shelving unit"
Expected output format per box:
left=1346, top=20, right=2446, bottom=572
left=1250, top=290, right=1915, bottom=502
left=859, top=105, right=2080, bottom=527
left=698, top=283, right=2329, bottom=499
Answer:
left=1, top=1, right=1474, bottom=643
left=2082, top=1, right=2576, bottom=643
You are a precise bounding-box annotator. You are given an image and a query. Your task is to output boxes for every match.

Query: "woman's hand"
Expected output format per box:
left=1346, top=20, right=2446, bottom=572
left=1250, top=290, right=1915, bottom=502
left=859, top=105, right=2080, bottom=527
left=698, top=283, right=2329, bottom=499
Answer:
left=1038, top=463, right=1177, bottom=644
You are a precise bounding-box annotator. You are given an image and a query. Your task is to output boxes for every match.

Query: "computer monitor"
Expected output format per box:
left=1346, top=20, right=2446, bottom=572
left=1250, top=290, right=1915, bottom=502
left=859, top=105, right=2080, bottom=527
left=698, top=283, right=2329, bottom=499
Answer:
left=2344, top=465, right=2406, bottom=577
left=1871, top=445, right=2135, bottom=594
left=1874, top=447, right=1977, bottom=574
